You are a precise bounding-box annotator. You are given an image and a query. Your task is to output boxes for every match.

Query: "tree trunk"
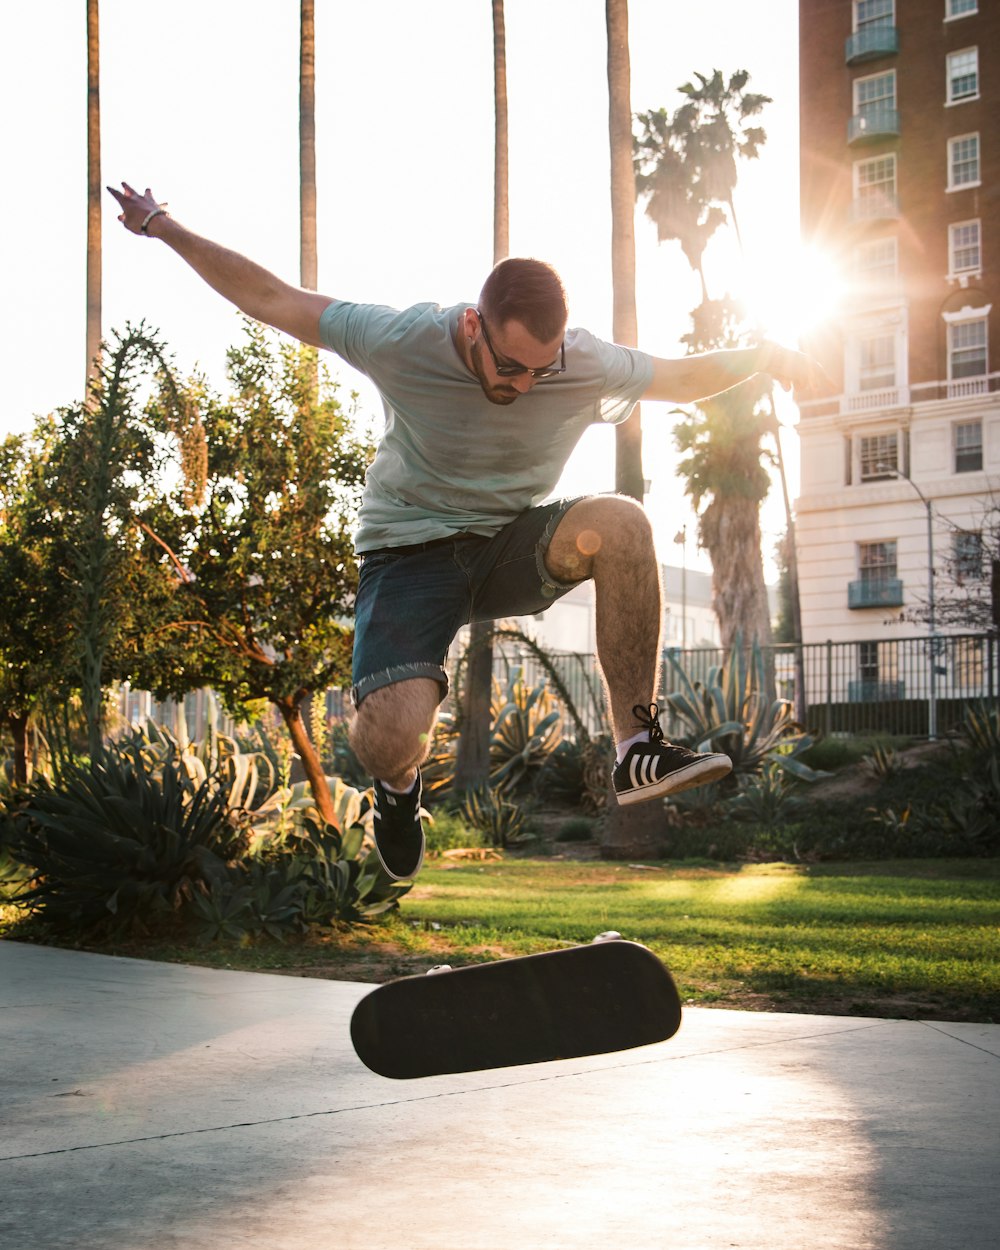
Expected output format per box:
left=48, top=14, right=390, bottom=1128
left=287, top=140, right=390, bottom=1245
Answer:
left=704, top=493, right=773, bottom=653
left=602, top=0, right=666, bottom=861
left=85, top=0, right=101, bottom=399
left=455, top=1, right=509, bottom=795
left=299, top=0, right=317, bottom=292
left=8, top=712, right=29, bottom=786
left=278, top=697, right=337, bottom=827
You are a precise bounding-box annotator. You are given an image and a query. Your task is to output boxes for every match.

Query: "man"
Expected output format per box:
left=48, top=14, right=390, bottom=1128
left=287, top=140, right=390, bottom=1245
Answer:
left=109, top=181, right=820, bottom=882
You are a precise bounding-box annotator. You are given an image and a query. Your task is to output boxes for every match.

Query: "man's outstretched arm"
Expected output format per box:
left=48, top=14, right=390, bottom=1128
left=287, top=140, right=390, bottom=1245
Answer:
left=107, top=182, right=332, bottom=347
left=642, top=340, right=827, bottom=405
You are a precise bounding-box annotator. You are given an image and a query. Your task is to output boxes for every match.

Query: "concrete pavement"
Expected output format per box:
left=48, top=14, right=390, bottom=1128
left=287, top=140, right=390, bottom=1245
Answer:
left=1, top=939, right=997, bottom=1250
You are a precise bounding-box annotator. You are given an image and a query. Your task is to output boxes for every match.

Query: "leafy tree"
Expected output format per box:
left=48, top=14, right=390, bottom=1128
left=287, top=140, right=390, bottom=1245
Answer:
left=0, top=425, right=76, bottom=782
left=900, top=495, right=1000, bottom=635
left=51, top=326, right=180, bottom=761
left=130, top=322, right=373, bottom=827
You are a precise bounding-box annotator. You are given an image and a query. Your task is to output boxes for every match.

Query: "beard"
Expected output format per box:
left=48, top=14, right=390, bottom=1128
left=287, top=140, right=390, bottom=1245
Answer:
left=472, top=339, right=521, bottom=406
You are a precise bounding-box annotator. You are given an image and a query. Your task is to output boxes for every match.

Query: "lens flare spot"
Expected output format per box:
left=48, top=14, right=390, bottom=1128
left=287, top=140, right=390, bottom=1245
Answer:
left=418, top=732, right=429, bottom=745
left=576, top=529, right=602, bottom=557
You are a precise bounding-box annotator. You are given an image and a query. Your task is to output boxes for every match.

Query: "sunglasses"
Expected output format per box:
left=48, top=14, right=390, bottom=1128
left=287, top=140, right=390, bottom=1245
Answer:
left=476, top=309, right=566, bottom=379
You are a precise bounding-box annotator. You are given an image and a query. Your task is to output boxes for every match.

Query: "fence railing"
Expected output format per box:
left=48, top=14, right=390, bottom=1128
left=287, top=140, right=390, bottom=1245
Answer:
left=117, top=632, right=999, bottom=749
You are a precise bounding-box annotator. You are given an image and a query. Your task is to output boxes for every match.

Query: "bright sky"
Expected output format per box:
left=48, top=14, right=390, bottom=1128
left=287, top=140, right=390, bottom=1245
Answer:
left=2, top=0, right=804, bottom=576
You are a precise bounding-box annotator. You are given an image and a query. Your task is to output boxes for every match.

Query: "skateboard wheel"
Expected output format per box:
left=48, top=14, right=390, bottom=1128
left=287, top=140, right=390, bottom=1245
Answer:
left=426, top=965, right=453, bottom=975
left=593, top=931, right=622, bottom=943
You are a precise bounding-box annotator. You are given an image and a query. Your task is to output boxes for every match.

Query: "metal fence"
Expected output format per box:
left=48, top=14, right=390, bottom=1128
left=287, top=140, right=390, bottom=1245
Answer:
left=117, top=632, right=999, bottom=747
left=475, top=632, right=1000, bottom=743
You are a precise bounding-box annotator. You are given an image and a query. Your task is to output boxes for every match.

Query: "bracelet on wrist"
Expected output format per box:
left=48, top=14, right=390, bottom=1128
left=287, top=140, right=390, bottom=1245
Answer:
left=140, top=207, right=168, bottom=235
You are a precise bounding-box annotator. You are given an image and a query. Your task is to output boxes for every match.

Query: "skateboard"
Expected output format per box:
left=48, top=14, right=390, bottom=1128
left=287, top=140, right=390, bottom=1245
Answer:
left=350, top=936, right=682, bottom=1080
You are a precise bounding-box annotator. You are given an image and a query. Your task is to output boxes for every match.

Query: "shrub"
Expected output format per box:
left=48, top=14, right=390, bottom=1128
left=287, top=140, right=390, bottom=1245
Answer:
left=555, top=817, right=595, bottom=842
left=4, top=743, right=246, bottom=938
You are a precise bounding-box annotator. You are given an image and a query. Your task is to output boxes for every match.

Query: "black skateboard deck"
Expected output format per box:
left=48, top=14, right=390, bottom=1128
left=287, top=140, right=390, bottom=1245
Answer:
left=350, top=938, right=682, bottom=1079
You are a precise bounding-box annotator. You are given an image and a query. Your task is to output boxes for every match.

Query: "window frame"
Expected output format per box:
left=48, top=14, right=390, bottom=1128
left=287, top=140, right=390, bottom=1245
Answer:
left=859, top=432, right=900, bottom=480
left=946, top=47, right=979, bottom=104
left=953, top=419, right=984, bottom=472
left=854, top=0, right=894, bottom=32
left=858, top=540, right=898, bottom=583
left=948, top=219, right=982, bottom=277
left=945, top=0, right=977, bottom=21
left=948, top=318, right=989, bottom=381
left=947, top=132, right=980, bottom=190
left=854, top=68, right=897, bottom=115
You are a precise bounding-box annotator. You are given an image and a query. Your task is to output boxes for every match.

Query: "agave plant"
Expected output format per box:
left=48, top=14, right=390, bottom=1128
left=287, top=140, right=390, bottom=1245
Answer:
left=459, top=785, right=530, bottom=848
left=117, top=719, right=278, bottom=812
left=489, top=668, right=562, bottom=792
left=662, top=638, right=828, bottom=782
left=6, top=742, right=245, bottom=938
left=189, top=814, right=411, bottom=942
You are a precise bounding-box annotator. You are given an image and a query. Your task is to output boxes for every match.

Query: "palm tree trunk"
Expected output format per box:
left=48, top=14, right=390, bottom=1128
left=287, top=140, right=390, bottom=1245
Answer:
left=606, top=0, right=643, bottom=504
left=85, top=0, right=101, bottom=399
left=299, top=0, right=317, bottom=292
left=602, top=0, right=665, bottom=860
left=455, top=0, right=509, bottom=795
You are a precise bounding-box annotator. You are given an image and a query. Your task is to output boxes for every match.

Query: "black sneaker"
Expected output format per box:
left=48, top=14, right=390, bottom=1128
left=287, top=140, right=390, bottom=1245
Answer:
left=612, top=704, right=732, bottom=805
left=372, top=773, right=425, bottom=881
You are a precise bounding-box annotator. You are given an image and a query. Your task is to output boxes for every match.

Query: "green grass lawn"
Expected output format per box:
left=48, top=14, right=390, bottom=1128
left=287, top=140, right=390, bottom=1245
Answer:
left=4, top=857, right=998, bottom=1021
left=400, top=858, right=1000, bottom=1020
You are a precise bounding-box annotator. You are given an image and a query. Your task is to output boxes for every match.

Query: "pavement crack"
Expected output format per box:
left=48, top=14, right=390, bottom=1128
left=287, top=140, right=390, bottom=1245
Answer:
left=917, top=1021, right=1000, bottom=1059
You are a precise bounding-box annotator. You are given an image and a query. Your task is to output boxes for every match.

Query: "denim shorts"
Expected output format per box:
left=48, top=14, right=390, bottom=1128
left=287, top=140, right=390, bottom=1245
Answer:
left=351, top=497, right=585, bottom=706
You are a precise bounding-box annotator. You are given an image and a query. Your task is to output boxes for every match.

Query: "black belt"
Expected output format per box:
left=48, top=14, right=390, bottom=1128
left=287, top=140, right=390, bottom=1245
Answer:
left=362, top=533, right=478, bottom=557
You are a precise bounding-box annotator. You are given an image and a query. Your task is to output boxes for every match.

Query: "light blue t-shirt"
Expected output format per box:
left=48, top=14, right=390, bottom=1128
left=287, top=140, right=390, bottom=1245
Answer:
left=319, top=299, right=653, bottom=551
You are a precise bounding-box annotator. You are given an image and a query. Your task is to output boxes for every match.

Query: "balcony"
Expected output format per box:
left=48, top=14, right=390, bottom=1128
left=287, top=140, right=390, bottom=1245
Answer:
left=845, top=25, right=899, bottom=65
left=849, top=192, right=899, bottom=225
left=848, top=107, right=900, bottom=145
left=848, top=577, right=904, bottom=609
left=847, top=679, right=906, bottom=702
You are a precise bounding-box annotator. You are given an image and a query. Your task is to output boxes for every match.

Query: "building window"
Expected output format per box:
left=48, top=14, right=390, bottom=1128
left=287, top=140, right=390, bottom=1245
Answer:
left=859, top=542, right=898, bottom=586
left=949, top=220, right=981, bottom=275
left=949, top=319, right=988, bottom=379
left=860, top=432, right=898, bottom=479
left=859, top=335, right=896, bottom=391
left=857, top=237, right=898, bottom=290
left=946, top=0, right=977, bottom=18
left=948, top=133, right=980, bottom=188
left=855, top=153, right=897, bottom=216
left=855, top=0, right=894, bottom=31
left=953, top=530, right=984, bottom=580
left=947, top=48, right=979, bottom=102
left=954, top=420, right=984, bottom=471
left=855, top=70, right=896, bottom=116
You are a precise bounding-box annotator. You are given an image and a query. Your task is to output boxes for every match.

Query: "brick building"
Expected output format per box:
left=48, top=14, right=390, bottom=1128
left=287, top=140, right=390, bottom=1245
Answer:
left=794, top=0, right=999, bottom=704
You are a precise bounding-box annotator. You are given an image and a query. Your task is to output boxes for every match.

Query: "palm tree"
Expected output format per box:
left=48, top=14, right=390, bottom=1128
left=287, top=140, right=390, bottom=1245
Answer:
left=455, top=0, right=510, bottom=794
left=299, top=0, right=317, bottom=293
left=673, top=302, right=774, bottom=653
left=634, top=69, right=777, bottom=651
left=602, top=0, right=664, bottom=859
left=85, top=0, right=101, bottom=398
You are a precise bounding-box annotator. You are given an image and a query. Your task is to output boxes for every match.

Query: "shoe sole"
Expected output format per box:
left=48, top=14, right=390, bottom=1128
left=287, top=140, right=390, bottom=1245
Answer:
left=374, top=833, right=426, bottom=882
left=615, top=756, right=733, bottom=805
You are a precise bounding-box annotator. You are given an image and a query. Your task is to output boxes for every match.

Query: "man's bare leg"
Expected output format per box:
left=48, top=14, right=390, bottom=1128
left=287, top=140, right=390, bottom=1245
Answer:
left=545, top=495, right=732, bottom=802
left=349, top=677, right=441, bottom=790
left=544, top=495, right=662, bottom=741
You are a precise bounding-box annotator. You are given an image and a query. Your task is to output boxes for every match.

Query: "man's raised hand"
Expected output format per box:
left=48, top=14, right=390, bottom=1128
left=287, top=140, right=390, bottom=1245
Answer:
left=106, top=182, right=168, bottom=235
left=758, top=340, right=831, bottom=397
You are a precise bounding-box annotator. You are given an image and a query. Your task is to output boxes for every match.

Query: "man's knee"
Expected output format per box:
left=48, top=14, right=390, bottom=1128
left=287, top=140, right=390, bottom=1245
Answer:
left=349, top=678, right=440, bottom=777
left=547, top=494, right=653, bottom=579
